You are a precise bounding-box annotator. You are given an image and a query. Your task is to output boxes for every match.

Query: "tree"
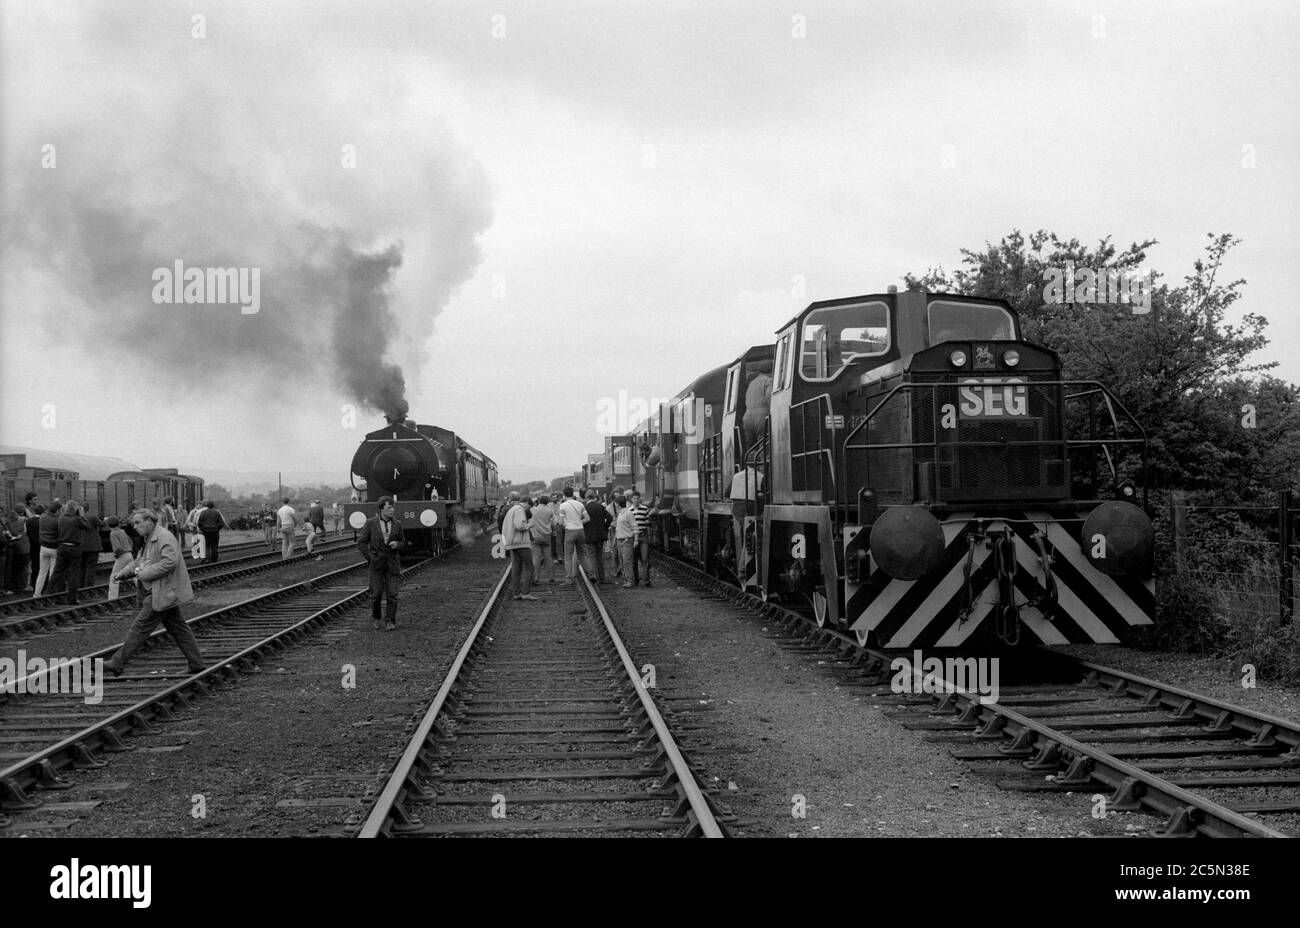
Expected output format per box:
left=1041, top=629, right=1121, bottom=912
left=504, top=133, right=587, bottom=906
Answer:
left=906, top=231, right=1284, bottom=493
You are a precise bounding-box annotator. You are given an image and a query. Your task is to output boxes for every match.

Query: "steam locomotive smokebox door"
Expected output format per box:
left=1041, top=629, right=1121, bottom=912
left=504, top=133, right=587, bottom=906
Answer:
left=371, top=444, right=425, bottom=494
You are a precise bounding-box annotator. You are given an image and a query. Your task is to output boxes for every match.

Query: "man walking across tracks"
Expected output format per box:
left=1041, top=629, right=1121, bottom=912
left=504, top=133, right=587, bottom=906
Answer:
left=306, top=500, right=326, bottom=559
left=196, top=500, right=231, bottom=564
left=276, top=497, right=298, bottom=560
left=104, top=508, right=206, bottom=676
left=359, top=496, right=406, bottom=630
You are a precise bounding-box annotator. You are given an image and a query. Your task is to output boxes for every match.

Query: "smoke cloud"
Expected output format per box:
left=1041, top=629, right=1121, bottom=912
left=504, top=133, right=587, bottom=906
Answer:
left=2, top=5, right=491, bottom=423
left=333, top=240, right=409, bottom=421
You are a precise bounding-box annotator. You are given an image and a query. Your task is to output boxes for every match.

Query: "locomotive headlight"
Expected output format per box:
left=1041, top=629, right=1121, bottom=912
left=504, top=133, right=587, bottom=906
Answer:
left=1002, top=349, right=1021, bottom=368
left=948, top=350, right=968, bottom=368
left=1119, top=481, right=1136, bottom=499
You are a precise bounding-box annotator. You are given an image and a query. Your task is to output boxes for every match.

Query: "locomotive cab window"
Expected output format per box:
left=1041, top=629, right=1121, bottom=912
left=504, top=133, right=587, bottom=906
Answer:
left=773, top=334, right=792, bottom=391
left=927, top=300, right=1017, bottom=345
left=799, top=301, right=889, bottom=382
left=612, top=443, right=633, bottom=475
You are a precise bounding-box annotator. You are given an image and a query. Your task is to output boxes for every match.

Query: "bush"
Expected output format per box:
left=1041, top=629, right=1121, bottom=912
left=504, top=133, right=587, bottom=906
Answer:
left=1226, top=615, right=1300, bottom=685
left=1132, top=569, right=1231, bottom=654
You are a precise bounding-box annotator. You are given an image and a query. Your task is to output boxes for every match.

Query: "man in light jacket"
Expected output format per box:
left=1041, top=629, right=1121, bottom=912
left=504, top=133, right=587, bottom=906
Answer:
left=502, top=496, right=536, bottom=600
left=104, top=508, right=205, bottom=676
left=529, top=493, right=557, bottom=584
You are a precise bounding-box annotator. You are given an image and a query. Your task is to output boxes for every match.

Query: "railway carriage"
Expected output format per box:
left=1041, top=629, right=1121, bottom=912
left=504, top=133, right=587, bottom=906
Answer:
left=345, top=416, right=501, bottom=555
left=592, top=289, right=1156, bottom=648
left=3, top=462, right=205, bottom=551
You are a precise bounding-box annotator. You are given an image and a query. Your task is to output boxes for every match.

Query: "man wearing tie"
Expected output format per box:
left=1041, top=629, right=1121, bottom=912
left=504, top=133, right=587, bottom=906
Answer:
left=358, top=496, right=406, bottom=630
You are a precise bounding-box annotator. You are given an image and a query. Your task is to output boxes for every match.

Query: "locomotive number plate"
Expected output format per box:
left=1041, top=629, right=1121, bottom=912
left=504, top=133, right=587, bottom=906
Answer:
left=958, top=377, right=1027, bottom=418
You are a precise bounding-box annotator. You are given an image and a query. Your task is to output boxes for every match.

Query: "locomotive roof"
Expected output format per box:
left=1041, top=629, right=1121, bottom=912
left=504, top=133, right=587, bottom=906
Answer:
left=774, top=290, right=1017, bottom=333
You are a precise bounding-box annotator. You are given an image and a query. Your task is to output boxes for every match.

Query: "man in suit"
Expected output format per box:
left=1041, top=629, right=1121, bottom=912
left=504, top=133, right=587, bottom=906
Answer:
left=358, top=496, right=406, bottom=630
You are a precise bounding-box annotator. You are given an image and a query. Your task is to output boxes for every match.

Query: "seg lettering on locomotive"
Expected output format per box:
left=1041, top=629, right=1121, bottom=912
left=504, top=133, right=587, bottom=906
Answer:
left=585, top=288, right=1155, bottom=648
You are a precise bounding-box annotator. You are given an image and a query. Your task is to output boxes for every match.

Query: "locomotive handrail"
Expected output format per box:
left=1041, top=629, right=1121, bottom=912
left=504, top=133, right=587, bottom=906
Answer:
left=737, top=425, right=770, bottom=512
left=841, top=379, right=1149, bottom=507
left=790, top=393, right=839, bottom=502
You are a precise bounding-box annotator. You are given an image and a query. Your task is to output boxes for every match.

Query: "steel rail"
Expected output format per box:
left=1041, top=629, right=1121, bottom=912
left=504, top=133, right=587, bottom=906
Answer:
left=0, top=554, right=445, bottom=812
left=0, top=537, right=357, bottom=623
left=1066, top=657, right=1300, bottom=755
left=356, top=565, right=511, bottom=838
left=573, top=565, right=725, bottom=838
left=887, top=659, right=1288, bottom=839
left=651, top=549, right=1297, bottom=838
left=358, top=562, right=726, bottom=838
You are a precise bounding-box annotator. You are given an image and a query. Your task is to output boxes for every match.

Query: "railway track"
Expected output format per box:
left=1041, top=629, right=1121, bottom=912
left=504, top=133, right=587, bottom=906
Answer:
left=0, top=551, right=447, bottom=833
left=651, top=551, right=1300, bottom=838
left=355, top=565, right=730, bottom=838
left=2, top=534, right=335, bottom=603
left=0, top=537, right=358, bottom=636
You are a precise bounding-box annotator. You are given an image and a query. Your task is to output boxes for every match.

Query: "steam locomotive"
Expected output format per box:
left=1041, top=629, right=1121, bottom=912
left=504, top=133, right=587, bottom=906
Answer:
left=591, top=288, right=1156, bottom=647
left=345, top=416, right=502, bottom=555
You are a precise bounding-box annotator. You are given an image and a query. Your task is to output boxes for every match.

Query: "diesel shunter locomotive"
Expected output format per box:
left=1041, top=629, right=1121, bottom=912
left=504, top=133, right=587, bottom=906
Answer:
left=345, top=416, right=502, bottom=555
left=591, top=288, right=1155, bottom=648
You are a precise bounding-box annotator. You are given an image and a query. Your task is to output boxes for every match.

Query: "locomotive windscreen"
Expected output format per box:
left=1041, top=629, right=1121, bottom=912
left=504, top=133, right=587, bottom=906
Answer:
left=927, top=300, right=1017, bottom=344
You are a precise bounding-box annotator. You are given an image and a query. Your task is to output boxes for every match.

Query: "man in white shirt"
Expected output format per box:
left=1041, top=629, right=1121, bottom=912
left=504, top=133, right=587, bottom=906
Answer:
left=556, top=486, right=590, bottom=583
left=276, top=497, right=298, bottom=560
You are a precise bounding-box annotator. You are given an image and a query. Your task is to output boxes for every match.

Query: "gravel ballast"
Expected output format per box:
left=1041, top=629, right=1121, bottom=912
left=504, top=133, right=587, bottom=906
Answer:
left=2, top=542, right=506, bottom=838
left=599, top=563, right=1200, bottom=838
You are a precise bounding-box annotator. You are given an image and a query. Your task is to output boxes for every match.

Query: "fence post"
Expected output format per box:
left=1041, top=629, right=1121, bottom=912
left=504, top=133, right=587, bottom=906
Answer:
left=1170, top=491, right=1187, bottom=571
left=1280, top=489, right=1294, bottom=626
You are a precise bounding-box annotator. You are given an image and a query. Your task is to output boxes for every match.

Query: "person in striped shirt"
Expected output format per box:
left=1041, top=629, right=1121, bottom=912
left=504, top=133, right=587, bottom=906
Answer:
left=629, top=490, right=651, bottom=587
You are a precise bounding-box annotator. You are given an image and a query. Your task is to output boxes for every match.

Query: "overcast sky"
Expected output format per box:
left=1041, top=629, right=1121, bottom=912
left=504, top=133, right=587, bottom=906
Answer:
left=2, top=0, right=1298, bottom=484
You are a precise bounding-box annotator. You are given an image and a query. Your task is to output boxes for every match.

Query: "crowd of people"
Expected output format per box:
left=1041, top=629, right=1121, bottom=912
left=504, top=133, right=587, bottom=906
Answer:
left=496, top=484, right=652, bottom=600
left=255, top=499, right=342, bottom=561
left=0, top=484, right=664, bottom=678
left=0, top=493, right=244, bottom=601
left=0, top=494, right=219, bottom=679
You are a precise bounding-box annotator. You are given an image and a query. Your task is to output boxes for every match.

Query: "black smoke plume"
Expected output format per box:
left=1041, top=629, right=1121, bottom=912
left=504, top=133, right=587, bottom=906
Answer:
left=333, top=241, right=409, bottom=421
left=2, top=10, right=490, bottom=425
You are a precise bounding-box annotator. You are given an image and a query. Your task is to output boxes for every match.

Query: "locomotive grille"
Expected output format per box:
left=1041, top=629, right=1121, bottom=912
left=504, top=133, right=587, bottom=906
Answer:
left=857, top=369, right=1068, bottom=503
